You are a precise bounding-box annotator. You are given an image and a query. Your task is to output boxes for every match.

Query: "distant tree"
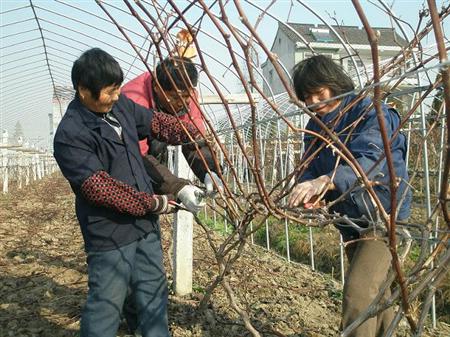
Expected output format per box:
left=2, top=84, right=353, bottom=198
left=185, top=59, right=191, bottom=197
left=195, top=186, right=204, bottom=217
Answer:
left=13, top=121, right=24, bottom=145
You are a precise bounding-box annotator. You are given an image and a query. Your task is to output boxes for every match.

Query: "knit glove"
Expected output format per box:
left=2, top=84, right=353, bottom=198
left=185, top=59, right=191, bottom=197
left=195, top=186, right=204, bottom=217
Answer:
left=146, top=194, right=177, bottom=214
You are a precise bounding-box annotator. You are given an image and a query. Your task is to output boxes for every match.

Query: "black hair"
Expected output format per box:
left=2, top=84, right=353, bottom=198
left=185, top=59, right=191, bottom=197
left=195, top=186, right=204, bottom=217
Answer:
left=155, top=57, right=198, bottom=91
left=292, top=55, right=354, bottom=101
left=71, top=48, right=123, bottom=100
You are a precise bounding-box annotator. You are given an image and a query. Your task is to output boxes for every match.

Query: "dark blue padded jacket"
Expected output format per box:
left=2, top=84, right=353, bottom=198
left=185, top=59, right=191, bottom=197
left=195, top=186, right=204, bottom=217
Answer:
left=54, top=94, right=158, bottom=252
left=299, top=94, right=412, bottom=224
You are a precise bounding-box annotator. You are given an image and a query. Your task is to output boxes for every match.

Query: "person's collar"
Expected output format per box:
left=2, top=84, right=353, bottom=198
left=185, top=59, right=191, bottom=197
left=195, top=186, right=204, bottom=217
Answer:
left=73, top=95, right=111, bottom=122
left=321, top=93, right=356, bottom=123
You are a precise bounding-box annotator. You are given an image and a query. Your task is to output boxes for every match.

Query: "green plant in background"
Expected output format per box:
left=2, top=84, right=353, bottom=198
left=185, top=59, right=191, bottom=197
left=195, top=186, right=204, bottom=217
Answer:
left=197, top=211, right=229, bottom=235
left=201, top=210, right=343, bottom=279
left=192, top=284, right=206, bottom=294
left=197, top=208, right=450, bottom=322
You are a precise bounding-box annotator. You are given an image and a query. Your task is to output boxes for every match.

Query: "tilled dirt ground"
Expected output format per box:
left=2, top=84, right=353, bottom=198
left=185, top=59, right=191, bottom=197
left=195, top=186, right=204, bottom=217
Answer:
left=0, top=174, right=448, bottom=337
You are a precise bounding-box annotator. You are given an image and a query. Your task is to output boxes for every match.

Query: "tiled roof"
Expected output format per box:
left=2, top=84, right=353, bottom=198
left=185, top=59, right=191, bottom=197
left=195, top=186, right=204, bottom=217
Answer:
left=280, top=22, right=408, bottom=46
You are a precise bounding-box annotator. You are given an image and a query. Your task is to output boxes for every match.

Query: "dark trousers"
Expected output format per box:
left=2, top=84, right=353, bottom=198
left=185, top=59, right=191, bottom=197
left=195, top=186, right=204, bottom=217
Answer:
left=342, top=238, right=394, bottom=337
left=80, top=231, right=169, bottom=337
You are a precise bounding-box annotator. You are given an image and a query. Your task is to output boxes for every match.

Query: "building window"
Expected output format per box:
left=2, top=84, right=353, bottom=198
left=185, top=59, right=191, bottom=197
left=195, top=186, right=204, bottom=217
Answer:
left=310, top=28, right=335, bottom=43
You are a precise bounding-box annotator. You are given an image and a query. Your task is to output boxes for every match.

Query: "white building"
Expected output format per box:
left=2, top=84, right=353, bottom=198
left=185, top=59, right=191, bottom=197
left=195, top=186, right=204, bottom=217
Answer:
left=262, top=22, right=409, bottom=95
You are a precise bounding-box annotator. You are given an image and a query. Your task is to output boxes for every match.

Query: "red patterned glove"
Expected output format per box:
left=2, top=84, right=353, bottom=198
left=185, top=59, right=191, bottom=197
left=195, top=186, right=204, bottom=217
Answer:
left=81, top=170, right=175, bottom=216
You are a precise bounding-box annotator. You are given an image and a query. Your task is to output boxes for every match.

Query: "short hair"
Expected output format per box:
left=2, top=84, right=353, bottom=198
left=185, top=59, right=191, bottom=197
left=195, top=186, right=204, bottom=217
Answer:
left=292, top=55, right=354, bottom=101
left=155, top=57, right=198, bottom=91
left=71, top=48, right=123, bottom=100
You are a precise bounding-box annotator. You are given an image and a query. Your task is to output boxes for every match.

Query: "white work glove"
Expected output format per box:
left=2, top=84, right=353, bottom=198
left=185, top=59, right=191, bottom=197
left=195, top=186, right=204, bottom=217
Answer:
left=204, top=172, right=223, bottom=195
left=177, top=185, right=205, bottom=214
left=287, top=175, right=332, bottom=209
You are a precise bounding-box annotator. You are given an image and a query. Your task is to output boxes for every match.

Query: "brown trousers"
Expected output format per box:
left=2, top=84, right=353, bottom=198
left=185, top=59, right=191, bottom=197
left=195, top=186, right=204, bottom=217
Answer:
left=342, top=239, right=394, bottom=337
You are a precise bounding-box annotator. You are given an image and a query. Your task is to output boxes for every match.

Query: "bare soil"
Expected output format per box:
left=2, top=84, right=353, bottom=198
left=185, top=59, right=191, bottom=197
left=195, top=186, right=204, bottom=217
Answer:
left=0, top=174, right=448, bottom=337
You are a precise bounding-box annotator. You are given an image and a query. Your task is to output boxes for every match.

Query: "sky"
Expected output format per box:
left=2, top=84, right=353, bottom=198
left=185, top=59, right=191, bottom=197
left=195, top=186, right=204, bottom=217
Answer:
left=0, top=0, right=448, bottom=149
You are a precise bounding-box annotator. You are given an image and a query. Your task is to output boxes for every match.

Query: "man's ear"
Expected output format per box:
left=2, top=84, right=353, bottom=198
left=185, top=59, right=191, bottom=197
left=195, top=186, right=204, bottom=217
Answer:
left=153, top=82, right=166, bottom=103
left=78, top=86, right=89, bottom=100
left=153, top=82, right=161, bottom=97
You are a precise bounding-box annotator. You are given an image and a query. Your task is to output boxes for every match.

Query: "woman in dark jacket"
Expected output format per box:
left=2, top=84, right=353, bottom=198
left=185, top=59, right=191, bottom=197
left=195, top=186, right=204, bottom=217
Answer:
left=54, top=48, right=204, bottom=337
left=288, top=55, right=411, bottom=337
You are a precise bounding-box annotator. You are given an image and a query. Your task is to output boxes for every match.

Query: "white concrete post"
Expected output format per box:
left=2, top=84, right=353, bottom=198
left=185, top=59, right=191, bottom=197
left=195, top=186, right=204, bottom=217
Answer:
left=11, top=152, right=18, bottom=188
left=2, top=130, right=9, bottom=193
left=2, top=157, right=7, bottom=193
left=25, top=154, right=30, bottom=186
left=18, top=153, right=23, bottom=189
left=172, top=145, right=194, bottom=296
left=40, top=155, right=45, bottom=178
left=42, top=154, right=46, bottom=177
left=339, top=234, right=346, bottom=285
left=32, top=154, right=37, bottom=180
left=36, top=154, right=42, bottom=180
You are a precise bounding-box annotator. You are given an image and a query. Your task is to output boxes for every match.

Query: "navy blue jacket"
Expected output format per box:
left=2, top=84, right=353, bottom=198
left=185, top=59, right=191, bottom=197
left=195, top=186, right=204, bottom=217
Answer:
left=54, top=94, right=158, bottom=251
left=299, top=94, right=411, bottom=225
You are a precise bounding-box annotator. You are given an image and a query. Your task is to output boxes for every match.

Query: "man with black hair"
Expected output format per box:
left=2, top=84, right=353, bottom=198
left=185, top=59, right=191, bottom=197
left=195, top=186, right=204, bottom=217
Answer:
left=288, top=55, right=411, bottom=337
left=54, top=48, right=205, bottom=337
left=122, top=56, right=223, bottom=195
left=121, top=57, right=223, bottom=335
